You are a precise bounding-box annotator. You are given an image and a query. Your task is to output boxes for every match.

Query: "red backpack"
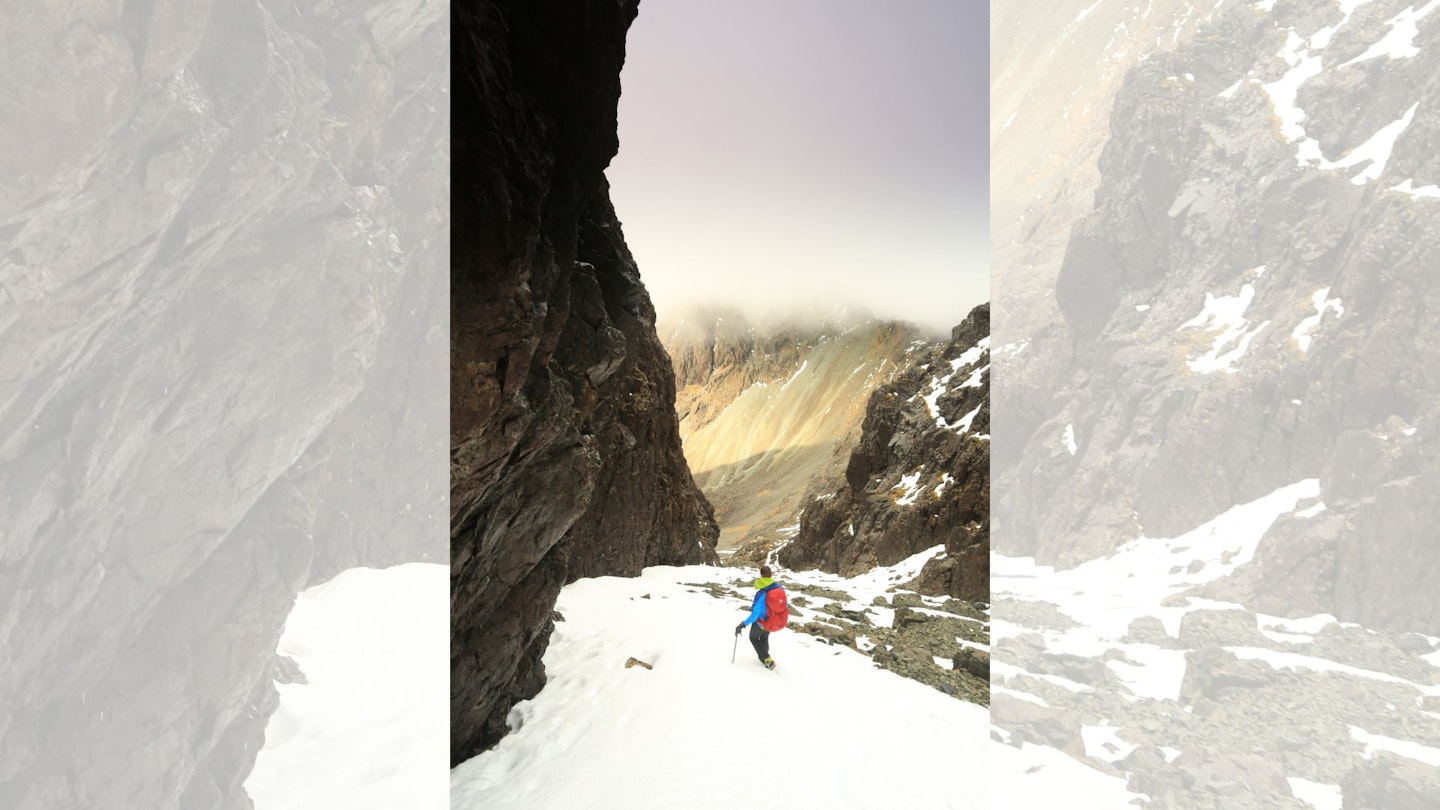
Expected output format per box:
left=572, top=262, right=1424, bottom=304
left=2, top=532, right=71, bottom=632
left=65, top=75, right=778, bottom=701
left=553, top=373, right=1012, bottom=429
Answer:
left=759, top=586, right=789, bottom=632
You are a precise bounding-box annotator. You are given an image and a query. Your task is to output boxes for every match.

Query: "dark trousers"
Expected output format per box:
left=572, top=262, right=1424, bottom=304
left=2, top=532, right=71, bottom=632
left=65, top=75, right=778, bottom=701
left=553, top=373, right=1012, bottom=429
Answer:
left=748, top=622, right=771, bottom=662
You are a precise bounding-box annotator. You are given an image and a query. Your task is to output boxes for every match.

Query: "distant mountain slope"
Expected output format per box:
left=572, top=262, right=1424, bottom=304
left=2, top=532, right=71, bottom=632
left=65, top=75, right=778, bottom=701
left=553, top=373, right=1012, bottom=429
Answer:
left=661, top=313, right=926, bottom=549
left=781, top=304, right=990, bottom=603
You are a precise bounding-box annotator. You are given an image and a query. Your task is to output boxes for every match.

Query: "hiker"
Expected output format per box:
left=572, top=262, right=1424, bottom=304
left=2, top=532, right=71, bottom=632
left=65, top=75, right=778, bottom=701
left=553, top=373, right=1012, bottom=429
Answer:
left=734, top=565, right=788, bottom=670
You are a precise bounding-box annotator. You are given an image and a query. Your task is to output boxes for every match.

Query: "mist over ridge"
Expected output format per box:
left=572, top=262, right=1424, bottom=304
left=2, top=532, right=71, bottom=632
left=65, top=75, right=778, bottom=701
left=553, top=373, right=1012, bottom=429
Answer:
left=652, top=290, right=967, bottom=342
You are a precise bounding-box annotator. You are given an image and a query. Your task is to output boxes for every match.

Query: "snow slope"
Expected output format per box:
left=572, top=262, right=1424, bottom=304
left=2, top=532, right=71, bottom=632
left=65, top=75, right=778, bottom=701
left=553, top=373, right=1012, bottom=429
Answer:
left=245, top=564, right=448, bottom=810
left=989, top=479, right=1440, bottom=803
left=453, top=561, right=989, bottom=809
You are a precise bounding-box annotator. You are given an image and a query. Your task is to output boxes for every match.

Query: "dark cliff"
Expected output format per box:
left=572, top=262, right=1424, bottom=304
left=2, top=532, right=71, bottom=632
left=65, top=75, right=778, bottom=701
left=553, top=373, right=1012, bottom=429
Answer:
left=450, top=0, right=719, bottom=765
left=0, top=0, right=447, bottom=807
left=781, top=304, right=990, bottom=602
left=994, top=0, right=1440, bottom=633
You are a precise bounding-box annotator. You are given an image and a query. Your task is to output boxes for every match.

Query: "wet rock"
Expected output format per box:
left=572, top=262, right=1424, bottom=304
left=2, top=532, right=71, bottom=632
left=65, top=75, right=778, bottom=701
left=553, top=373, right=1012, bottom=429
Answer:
left=993, top=599, right=1080, bottom=632
left=954, top=649, right=990, bottom=680
left=794, top=621, right=857, bottom=649
left=273, top=656, right=307, bottom=687
left=1177, top=609, right=1266, bottom=648
left=1179, top=648, right=1276, bottom=704
left=1396, top=634, right=1436, bottom=655
left=993, top=694, right=1085, bottom=757
left=1122, top=615, right=1174, bottom=646
left=787, top=584, right=853, bottom=602
left=820, top=603, right=871, bottom=624
left=1343, top=751, right=1440, bottom=810
left=893, top=606, right=929, bottom=630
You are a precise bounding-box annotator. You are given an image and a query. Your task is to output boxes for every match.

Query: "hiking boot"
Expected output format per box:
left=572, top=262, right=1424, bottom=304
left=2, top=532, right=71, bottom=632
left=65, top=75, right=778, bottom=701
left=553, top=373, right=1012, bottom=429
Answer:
left=763, top=657, right=776, bottom=671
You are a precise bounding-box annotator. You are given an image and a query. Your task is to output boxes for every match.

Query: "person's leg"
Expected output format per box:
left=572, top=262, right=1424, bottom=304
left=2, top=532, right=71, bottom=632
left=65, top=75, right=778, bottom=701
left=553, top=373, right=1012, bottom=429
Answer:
left=750, top=623, right=770, bottom=662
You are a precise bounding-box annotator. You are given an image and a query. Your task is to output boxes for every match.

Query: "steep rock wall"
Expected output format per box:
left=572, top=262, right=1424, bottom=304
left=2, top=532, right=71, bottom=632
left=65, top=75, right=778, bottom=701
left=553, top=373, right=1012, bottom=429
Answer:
left=0, top=0, right=447, bottom=806
left=995, top=0, right=1440, bottom=633
left=450, top=0, right=718, bottom=765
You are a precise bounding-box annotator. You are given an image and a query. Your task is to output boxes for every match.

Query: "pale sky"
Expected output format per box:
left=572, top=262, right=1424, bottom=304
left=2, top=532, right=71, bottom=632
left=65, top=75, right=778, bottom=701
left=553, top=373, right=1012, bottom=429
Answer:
left=610, top=0, right=989, bottom=335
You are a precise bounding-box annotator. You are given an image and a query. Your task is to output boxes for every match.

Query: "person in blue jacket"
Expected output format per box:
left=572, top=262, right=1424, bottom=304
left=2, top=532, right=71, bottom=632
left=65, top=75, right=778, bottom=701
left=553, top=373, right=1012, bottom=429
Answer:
left=734, top=565, right=787, bottom=670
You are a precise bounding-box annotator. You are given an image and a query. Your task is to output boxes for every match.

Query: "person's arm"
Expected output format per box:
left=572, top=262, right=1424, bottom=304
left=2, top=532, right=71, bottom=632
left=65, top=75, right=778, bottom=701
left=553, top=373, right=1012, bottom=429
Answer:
left=741, top=592, right=768, bottom=627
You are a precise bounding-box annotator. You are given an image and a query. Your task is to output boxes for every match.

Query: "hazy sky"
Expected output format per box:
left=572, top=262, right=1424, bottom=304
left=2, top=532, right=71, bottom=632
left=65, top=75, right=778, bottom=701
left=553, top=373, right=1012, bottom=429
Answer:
left=610, top=0, right=988, bottom=334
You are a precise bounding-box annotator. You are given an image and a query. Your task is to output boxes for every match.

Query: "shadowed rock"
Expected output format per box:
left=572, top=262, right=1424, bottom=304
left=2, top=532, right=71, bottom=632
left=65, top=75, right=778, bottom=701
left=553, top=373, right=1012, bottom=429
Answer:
left=449, top=0, right=718, bottom=765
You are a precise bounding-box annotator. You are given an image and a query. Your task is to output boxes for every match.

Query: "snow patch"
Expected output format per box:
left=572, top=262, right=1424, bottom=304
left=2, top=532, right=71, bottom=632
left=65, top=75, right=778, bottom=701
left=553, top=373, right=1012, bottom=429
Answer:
left=1106, top=647, right=1189, bottom=703
left=915, top=337, right=989, bottom=432
left=1341, top=0, right=1440, bottom=66
left=893, top=469, right=925, bottom=506
left=1262, top=21, right=1418, bottom=185
left=933, top=472, right=956, bottom=498
left=1335, top=102, right=1418, bottom=185
left=779, top=360, right=809, bottom=391
left=994, top=740, right=1146, bottom=809
left=1349, top=726, right=1440, bottom=766
left=955, top=404, right=983, bottom=435
left=245, top=564, right=448, bottom=810
left=1287, top=777, right=1342, bottom=810
left=452, top=562, right=989, bottom=808
left=993, top=479, right=1321, bottom=665
left=993, top=685, right=1049, bottom=706
left=1178, top=280, right=1270, bottom=374
left=1075, top=0, right=1106, bottom=24
left=1081, top=724, right=1139, bottom=762
left=1392, top=178, right=1440, bottom=198
left=1291, top=287, right=1345, bottom=352
left=1264, top=31, right=1323, bottom=143
left=1227, top=647, right=1419, bottom=687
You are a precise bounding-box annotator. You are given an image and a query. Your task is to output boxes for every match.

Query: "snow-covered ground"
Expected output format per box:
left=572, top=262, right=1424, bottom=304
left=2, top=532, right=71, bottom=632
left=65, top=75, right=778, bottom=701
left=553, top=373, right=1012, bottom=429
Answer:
left=453, top=555, right=989, bottom=809
left=990, top=479, right=1440, bottom=804
left=245, top=564, right=448, bottom=810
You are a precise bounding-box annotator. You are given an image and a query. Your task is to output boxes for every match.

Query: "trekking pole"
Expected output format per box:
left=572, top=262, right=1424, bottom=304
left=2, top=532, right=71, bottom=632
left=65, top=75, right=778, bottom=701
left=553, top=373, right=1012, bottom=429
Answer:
left=732, top=630, right=739, bottom=663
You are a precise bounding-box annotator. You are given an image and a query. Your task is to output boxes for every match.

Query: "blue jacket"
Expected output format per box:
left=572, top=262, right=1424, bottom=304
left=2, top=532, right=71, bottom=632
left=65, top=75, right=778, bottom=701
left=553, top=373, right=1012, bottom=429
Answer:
left=742, top=579, right=782, bottom=627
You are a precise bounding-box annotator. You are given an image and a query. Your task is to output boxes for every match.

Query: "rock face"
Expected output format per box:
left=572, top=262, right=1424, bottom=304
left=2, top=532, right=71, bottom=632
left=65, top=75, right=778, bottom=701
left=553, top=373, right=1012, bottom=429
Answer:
left=1, top=1, right=446, bottom=807
left=991, top=0, right=1440, bottom=805
left=1343, top=753, right=1440, bottom=809
left=995, top=0, right=1440, bottom=635
left=661, top=312, right=926, bottom=549
left=450, top=0, right=719, bottom=765
left=991, top=0, right=1237, bottom=340
left=781, top=304, right=989, bottom=602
